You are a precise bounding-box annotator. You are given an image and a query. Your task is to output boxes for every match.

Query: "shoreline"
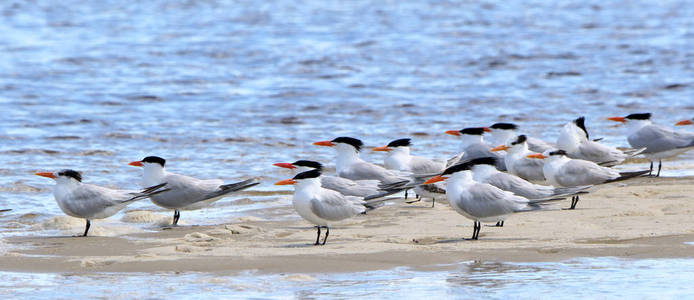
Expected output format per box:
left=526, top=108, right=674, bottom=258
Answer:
left=2, top=176, right=694, bottom=274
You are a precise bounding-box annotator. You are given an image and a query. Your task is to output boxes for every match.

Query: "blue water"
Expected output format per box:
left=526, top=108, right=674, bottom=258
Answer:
left=1, top=257, right=693, bottom=299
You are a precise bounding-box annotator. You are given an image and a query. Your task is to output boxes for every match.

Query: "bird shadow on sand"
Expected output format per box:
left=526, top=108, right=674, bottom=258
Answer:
left=432, top=237, right=530, bottom=244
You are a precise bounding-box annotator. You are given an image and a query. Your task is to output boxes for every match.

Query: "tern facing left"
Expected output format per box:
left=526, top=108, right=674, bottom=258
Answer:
left=35, top=169, right=168, bottom=236
left=129, top=156, right=260, bottom=225
left=423, top=162, right=563, bottom=240
left=488, top=122, right=555, bottom=153
left=275, top=169, right=370, bottom=245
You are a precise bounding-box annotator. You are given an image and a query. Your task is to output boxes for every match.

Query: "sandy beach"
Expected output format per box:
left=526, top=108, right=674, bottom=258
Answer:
left=1, top=176, right=693, bottom=274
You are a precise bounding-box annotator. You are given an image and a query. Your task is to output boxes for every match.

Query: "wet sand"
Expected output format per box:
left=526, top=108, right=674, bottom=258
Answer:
left=2, top=176, right=694, bottom=274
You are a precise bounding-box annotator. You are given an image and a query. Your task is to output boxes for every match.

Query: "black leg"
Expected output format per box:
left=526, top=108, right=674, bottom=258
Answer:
left=314, top=226, right=321, bottom=245
left=649, top=161, right=653, bottom=176
left=471, top=221, right=481, bottom=240
left=83, top=219, right=91, bottom=237
left=405, top=190, right=408, bottom=199
left=321, top=226, right=330, bottom=245
left=656, top=160, right=662, bottom=177
left=495, top=220, right=504, bottom=227
left=173, top=210, right=180, bottom=225
left=568, top=195, right=580, bottom=209
left=416, top=194, right=420, bottom=199
left=431, top=198, right=435, bottom=208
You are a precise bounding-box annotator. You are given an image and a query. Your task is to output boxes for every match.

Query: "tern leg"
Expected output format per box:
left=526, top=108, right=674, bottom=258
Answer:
left=321, top=226, right=330, bottom=245
left=82, top=219, right=91, bottom=237
left=649, top=161, right=653, bottom=176
left=496, top=221, right=504, bottom=227
left=405, top=189, right=408, bottom=199
left=569, top=195, right=580, bottom=209
left=471, top=221, right=481, bottom=240
left=431, top=198, right=435, bottom=208
left=172, top=210, right=180, bottom=225
left=314, top=226, right=321, bottom=246
left=656, top=160, right=662, bottom=177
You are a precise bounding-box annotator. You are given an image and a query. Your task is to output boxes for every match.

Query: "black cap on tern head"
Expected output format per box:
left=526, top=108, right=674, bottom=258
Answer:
left=467, top=157, right=498, bottom=167
left=490, top=123, right=518, bottom=130
left=292, top=169, right=322, bottom=180
left=331, top=137, right=363, bottom=151
left=625, top=113, right=652, bottom=120
left=292, top=160, right=323, bottom=170
left=142, top=156, right=166, bottom=167
left=511, top=135, right=527, bottom=145
left=548, top=150, right=568, bottom=156
left=573, top=117, right=589, bottom=139
left=58, top=169, right=82, bottom=182
left=441, top=162, right=473, bottom=175
left=459, top=127, right=486, bottom=135
left=387, top=138, right=411, bottom=148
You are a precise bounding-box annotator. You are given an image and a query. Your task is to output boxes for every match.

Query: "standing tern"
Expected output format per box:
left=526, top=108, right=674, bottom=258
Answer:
left=372, top=138, right=447, bottom=207
left=491, top=135, right=545, bottom=181
left=488, top=123, right=555, bottom=153
left=35, top=169, right=169, bottom=236
left=557, top=117, right=644, bottom=166
left=423, top=162, right=563, bottom=240
left=272, top=160, right=383, bottom=197
left=444, top=127, right=507, bottom=170
left=313, top=137, right=411, bottom=185
left=527, top=150, right=649, bottom=209
left=128, top=156, right=260, bottom=225
left=468, top=157, right=590, bottom=219
left=275, top=169, right=387, bottom=245
left=608, top=113, right=694, bottom=176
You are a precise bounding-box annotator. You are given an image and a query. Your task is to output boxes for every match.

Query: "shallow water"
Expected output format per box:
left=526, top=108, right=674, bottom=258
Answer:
left=1, top=257, right=693, bottom=299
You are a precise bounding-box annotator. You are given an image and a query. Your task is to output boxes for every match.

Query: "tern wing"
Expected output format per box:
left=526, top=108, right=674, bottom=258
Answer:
left=555, top=160, right=618, bottom=187
left=321, top=175, right=379, bottom=197
left=462, top=183, right=524, bottom=218
left=310, top=190, right=365, bottom=221
left=485, top=172, right=552, bottom=200
left=410, top=156, right=446, bottom=174
left=629, top=125, right=694, bottom=153
left=340, top=161, right=409, bottom=185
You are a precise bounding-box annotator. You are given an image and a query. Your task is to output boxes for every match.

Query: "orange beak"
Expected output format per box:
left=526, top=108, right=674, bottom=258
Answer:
left=312, top=141, right=335, bottom=147
left=526, top=153, right=547, bottom=159
left=483, top=127, right=491, bottom=132
left=606, top=117, right=626, bottom=123
left=423, top=175, right=447, bottom=185
left=675, top=120, right=693, bottom=126
left=274, top=179, right=297, bottom=185
left=35, top=172, right=56, bottom=179
left=372, top=146, right=392, bottom=152
left=273, top=163, right=296, bottom=169
left=128, top=161, right=143, bottom=167
left=445, top=130, right=461, bottom=136
left=490, top=145, right=509, bottom=152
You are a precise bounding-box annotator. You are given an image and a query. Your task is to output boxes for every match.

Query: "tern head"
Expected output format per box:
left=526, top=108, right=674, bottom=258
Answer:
left=274, top=169, right=321, bottom=186
left=423, top=161, right=476, bottom=184
left=489, top=123, right=518, bottom=132
left=445, top=127, right=490, bottom=137
left=572, top=117, right=589, bottom=139
left=607, top=113, right=652, bottom=123
left=129, top=156, right=166, bottom=168
left=35, top=169, right=82, bottom=183
left=675, top=118, right=693, bottom=126
left=373, top=138, right=411, bottom=152
left=491, top=135, right=527, bottom=152
left=273, top=160, right=323, bottom=172
left=527, top=149, right=567, bottom=160
left=313, top=137, right=363, bottom=153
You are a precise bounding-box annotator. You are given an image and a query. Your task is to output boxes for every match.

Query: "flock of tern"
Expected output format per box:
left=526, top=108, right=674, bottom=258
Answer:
left=32, top=113, right=694, bottom=245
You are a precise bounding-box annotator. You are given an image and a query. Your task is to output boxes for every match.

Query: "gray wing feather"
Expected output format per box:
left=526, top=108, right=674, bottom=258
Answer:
left=485, top=173, right=552, bottom=199
left=461, top=184, right=525, bottom=218
left=556, top=160, right=618, bottom=186
left=629, top=125, right=694, bottom=153
left=310, top=191, right=365, bottom=221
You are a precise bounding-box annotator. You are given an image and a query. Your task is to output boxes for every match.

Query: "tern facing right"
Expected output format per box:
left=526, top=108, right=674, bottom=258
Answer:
left=423, top=162, right=563, bottom=240
left=527, top=150, right=649, bottom=209
left=275, top=169, right=374, bottom=245
left=35, top=169, right=169, bottom=236
left=608, top=113, right=694, bottom=176
left=129, top=156, right=260, bottom=225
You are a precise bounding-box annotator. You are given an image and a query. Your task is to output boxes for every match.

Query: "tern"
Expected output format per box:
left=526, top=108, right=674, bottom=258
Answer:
left=313, top=137, right=411, bottom=185
left=527, top=150, right=649, bottom=209
left=490, top=135, right=545, bottom=182
left=423, top=162, right=563, bottom=240
left=445, top=127, right=507, bottom=170
left=35, top=169, right=169, bottom=236
left=557, top=117, right=644, bottom=166
left=129, top=156, right=260, bottom=225
left=275, top=169, right=387, bottom=245
left=372, top=138, right=447, bottom=206
left=608, top=113, right=694, bottom=176
left=488, top=123, right=555, bottom=153
left=468, top=157, right=590, bottom=218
